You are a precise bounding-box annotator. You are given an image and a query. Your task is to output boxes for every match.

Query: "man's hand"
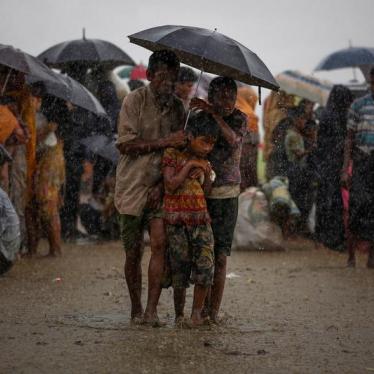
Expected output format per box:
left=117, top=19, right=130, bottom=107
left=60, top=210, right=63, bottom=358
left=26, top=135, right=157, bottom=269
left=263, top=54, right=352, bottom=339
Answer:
left=164, top=130, right=186, bottom=148
left=189, top=97, right=215, bottom=115
left=147, top=183, right=163, bottom=209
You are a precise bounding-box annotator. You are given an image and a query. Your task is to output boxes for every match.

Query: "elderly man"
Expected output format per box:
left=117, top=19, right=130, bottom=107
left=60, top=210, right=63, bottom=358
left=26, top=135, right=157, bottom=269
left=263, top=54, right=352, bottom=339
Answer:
left=115, top=50, right=186, bottom=324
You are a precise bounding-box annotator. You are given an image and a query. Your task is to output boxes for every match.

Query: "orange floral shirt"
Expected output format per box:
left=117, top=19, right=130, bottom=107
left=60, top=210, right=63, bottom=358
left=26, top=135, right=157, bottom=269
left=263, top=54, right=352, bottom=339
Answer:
left=162, top=147, right=210, bottom=226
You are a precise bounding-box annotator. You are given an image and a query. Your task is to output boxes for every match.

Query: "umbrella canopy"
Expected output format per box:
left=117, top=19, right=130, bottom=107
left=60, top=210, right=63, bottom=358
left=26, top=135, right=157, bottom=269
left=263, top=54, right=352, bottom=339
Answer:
left=0, top=44, right=66, bottom=89
left=38, top=34, right=135, bottom=70
left=276, top=70, right=333, bottom=106
left=80, top=134, right=119, bottom=164
left=128, top=25, right=279, bottom=90
left=315, top=47, right=374, bottom=81
left=28, top=73, right=106, bottom=116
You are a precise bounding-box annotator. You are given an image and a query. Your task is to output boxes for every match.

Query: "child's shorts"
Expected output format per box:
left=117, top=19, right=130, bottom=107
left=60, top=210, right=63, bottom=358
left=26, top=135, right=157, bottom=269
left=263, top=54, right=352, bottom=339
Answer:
left=166, top=223, right=214, bottom=288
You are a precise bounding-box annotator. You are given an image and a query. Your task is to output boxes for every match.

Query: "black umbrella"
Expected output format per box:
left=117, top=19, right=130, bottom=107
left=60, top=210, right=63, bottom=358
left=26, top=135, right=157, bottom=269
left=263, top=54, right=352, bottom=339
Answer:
left=38, top=30, right=135, bottom=71
left=315, top=47, right=374, bottom=81
left=28, top=73, right=106, bottom=116
left=128, top=25, right=279, bottom=90
left=0, top=44, right=66, bottom=92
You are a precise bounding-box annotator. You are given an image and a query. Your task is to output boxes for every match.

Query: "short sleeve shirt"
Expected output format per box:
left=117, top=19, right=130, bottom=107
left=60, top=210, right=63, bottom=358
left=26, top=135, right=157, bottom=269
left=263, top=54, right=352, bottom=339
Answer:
left=207, top=109, right=247, bottom=188
left=347, top=94, right=374, bottom=154
left=114, top=86, right=185, bottom=216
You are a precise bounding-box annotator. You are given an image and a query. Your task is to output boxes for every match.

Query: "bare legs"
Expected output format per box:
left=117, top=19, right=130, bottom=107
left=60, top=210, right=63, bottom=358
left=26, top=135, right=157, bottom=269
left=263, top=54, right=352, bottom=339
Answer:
left=347, top=233, right=374, bottom=268
left=143, top=218, right=166, bottom=323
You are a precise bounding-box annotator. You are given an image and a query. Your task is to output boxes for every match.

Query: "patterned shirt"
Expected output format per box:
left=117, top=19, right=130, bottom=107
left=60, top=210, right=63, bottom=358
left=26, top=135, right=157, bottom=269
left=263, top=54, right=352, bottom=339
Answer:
left=162, top=147, right=211, bottom=226
left=347, top=94, right=374, bottom=155
left=206, top=109, right=247, bottom=188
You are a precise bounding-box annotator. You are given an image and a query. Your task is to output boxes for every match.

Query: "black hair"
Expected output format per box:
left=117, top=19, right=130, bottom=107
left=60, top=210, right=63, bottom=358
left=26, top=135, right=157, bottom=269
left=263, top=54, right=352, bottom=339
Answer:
left=370, top=66, right=374, bottom=77
left=0, top=96, right=17, bottom=105
left=147, top=50, right=180, bottom=75
left=287, top=105, right=305, bottom=119
left=208, top=76, right=237, bottom=102
left=326, top=85, right=353, bottom=112
left=29, top=82, right=46, bottom=98
left=177, top=67, right=197, bottom=83
left=186, top=111, right=220, bottom=140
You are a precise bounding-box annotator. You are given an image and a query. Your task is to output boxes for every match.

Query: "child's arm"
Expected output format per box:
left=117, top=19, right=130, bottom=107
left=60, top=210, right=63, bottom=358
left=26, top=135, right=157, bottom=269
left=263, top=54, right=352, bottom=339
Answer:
left=163, top=159, right=209, bottom=193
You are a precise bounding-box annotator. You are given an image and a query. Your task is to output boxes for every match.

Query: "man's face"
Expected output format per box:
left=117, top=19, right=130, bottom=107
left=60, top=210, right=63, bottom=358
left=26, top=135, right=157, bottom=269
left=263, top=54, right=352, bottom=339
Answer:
left=175, top=81, right=195, bottom=100
left=147, top=64, right=179, bottom=98
left=210, top=88, right=237, bottom=117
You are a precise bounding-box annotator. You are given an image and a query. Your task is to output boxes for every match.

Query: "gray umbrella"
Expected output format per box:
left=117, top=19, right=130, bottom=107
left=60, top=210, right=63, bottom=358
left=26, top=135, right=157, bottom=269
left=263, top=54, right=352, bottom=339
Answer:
left=0, top=44, right=67, bottom=92
left=38, top=30, right=135, bottom=71
left=128, top=25, right=279, bottom=90
left=28, top=73, right=106, bottom=116
left=315, top=47, right=374, bottom=81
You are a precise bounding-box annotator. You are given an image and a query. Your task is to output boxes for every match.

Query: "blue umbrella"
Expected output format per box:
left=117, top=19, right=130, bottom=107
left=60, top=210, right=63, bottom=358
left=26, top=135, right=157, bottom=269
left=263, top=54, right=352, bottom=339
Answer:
left=315, top=47, right=374, bottom=81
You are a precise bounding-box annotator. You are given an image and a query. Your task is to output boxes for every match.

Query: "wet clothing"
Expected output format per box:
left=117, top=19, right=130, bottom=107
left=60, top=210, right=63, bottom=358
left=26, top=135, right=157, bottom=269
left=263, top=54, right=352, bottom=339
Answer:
left=207, top=109, right=247, bottom=190
left=349, top=150, right=374, bottom=241
left=115, top=85, right=185, bottom=216
left=315, top=107, right=348, bottom=249
left=0, top=187, right=20, bottom=262
left=118, top=207, right=163, bottom=253
left=162, top=147, right=211, bottom=226
left=166, top=223, right=214, bottom=288
left=0, top=105, right=19, bottom=143
left=207, top=197, right=238, bottom=257
left=236, top=87, right=259, bottom=189
left=347, top=94, right=374, bottom=154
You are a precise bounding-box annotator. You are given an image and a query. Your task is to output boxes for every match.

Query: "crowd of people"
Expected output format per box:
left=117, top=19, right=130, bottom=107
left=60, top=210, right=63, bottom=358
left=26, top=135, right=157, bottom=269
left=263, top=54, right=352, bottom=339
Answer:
left=263, top=69, right=374, bottom=269
left=1, top=47, right=373, bottom=326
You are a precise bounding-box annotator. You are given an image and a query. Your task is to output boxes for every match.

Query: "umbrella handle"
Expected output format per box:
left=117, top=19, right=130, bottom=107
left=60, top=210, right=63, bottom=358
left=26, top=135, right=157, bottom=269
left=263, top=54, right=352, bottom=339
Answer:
left=1, top=68, right=12, bottom=95
left=183, top=69, right=204, bottom=130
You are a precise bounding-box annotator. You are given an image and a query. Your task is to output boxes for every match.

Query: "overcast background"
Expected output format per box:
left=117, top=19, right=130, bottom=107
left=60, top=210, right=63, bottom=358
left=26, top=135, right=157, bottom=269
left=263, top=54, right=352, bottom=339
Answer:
left=1, top=0, right=373, bottom=87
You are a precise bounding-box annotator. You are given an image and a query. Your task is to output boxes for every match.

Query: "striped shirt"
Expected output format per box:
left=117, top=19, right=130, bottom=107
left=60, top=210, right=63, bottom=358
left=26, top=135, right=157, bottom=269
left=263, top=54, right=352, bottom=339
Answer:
left=347, top=94, right=374, bottom=154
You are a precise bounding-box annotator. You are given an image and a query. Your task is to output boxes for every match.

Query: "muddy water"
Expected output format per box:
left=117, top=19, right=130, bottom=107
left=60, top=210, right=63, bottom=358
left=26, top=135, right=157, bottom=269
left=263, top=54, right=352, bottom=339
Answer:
left=0, top=240, right=373, bottom=373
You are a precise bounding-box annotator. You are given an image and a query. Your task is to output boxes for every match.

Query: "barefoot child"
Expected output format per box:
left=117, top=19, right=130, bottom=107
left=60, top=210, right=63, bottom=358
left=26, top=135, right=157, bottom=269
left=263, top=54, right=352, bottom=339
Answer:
left=162, top=112, right=219, bottom=326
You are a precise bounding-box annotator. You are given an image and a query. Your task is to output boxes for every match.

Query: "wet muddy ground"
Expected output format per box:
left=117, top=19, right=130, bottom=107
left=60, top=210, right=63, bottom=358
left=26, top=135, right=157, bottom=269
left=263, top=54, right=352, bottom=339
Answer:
left=0, top=239, right=373, bottom=373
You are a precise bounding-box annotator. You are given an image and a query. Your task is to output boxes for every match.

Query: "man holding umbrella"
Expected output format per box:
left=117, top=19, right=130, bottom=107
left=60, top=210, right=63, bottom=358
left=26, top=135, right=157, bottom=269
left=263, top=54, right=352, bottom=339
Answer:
left=115, top=50, right=185, bottom=324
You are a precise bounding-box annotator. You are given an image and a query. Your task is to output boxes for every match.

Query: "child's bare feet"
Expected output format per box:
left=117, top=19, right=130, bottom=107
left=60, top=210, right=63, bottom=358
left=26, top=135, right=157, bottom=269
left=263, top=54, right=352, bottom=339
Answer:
left=347, top=256, right=356, bottom=268
left=191, top=311, right=205, bottom=327
left=175, top=316, right=192, bottom=329
left=141, top=314, right=166, bottom=327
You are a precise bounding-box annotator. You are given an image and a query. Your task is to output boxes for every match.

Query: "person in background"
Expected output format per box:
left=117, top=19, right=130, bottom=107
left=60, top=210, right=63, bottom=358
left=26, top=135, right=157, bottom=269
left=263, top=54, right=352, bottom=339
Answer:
left=283, top=106, right=311, bottom=232
left=190, top=76, right=247, bottom=323
left=315, top=86, right=353, bottom=251
left=235, top=85, right=259, bottom=190
left=27, top=84, right=65, bottom=256
left=115, top=50, right=186, bottom=325
left=263, top=90, right=295, bottom=162
left=342, top=68, right=374, bottom=268
left=175, top=67, right=198, bottom=111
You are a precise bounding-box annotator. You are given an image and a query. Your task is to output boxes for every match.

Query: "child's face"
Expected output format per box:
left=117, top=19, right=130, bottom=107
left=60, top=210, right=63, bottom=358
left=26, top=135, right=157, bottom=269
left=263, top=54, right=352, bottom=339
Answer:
left=147, top=64, right=179, bottom=98
left=189, top=135, right=215, bottom=158
left=175, top=81, right=195, bottom=100
left=210, top=88, right=237, bottom=117
left=294, top=116, right=306, bottom=131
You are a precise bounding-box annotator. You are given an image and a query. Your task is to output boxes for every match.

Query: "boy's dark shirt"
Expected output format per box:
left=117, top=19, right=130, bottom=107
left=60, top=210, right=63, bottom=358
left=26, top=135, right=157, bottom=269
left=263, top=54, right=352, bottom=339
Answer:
left=206, top=109, right=247, bottom=187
